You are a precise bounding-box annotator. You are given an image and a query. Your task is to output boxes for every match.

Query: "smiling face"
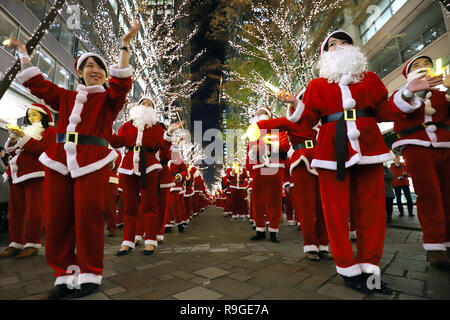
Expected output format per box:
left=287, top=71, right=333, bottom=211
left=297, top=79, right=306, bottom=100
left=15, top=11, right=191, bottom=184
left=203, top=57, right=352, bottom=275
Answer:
left=77, top=57, right=107, bottom=87
left=409, top=57, right=433, bottom=73
left=141, top=99, right=154, bottom=108
left=27, top=109, right=43, bottom=124
left=327, top=37, right=351, bottom=52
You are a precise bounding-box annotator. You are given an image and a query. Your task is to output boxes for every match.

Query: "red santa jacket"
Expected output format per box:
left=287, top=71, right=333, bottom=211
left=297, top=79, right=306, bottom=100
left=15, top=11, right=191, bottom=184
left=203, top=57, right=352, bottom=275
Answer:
left=184, top=165, right=195, bottom=197
left=108, top=150, right=122, bottom=185
left=157, top=141, right=174, bottom=189
left=168, top=160, right=188, bottom=193
left=16, top=65, right=133, bottom=178
left=228, top=166, right=248, bottom=190
left=288, top=72, right=420, bottom=170
left=4, top=126, right=56, bottom=184
left=258, top=116, right=318, bottom=176
left=391, top=90, right=450, bottom=151
left=193, top=168, right=204, bottom=194
left=389, top=162, right=410, bottom=187
left=110, top=121, right=171, bottom=176
left=246, top=123, right=289, bottom=171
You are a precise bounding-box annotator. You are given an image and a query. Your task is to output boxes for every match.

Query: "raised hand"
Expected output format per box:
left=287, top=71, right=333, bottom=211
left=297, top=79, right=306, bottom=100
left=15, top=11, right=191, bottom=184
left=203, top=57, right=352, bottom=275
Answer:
left=122, top=21, right=141, bottom=46
left=443, top=68, right=450, bottom=89
left=168, top=120, right=185, bottom=134
left=277, top=91, right=297, bottom=104
left=406, top=74, right=443, bottom=93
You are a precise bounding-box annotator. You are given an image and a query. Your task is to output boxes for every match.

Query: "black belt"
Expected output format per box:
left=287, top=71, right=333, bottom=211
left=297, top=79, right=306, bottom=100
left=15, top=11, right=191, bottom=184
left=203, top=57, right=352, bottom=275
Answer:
left=320, top=107, right=374, bottom=181
left=56, top=132, right=109, bottom=147
left=126, top=146, right=156, bottom=189
left=396, top=122, right=450, bottom=139
left=293, top=140, right=316, bottom=150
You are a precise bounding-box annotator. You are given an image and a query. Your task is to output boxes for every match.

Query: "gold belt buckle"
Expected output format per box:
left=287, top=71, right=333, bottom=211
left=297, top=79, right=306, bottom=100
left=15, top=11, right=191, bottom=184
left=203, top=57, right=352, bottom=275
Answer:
left=66, top=132, right=78, bottom=145
left=305, top=140, right=314, bottom=149
left=134, top=146, right=141, bottom=152
left=344, top=109, right=356, bottom=121
left=421, top=122, right=432, bottom=128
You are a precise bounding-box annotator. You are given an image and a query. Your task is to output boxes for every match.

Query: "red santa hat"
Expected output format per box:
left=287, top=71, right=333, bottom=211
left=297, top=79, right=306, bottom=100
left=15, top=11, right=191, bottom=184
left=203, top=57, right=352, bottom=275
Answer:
left=320, top=30, right=354, bottom=54
left=402, top=55, right=433, bottom=78
left=28, top=103, right=55, bottom=126
left=256, top=106, right=273, bottom=119
left=74, top=52, right=109, bottom=76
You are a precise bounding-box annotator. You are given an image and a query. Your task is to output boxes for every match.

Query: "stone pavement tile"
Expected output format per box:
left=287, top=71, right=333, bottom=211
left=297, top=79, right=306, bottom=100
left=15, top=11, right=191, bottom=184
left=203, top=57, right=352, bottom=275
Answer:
left=390, top=258, right=428, bottom=273
left=208, top=252, right=241, bottom=261
left=19, top=292, right=48, bottom=300
left=141, top=291, right=167, bottom=300
left=153, top=259, right=172, bottom=266
left=193, top=267, right=230, bottom=279
left=276, top=272, right=311, bottom=287
left=267, top=263, right=303, bottom=274
left=0, top=275, right=20, bottom=286
left=407, top=270, right=450, bottom=288
left=173, top=286, right=224, bottom=300
left=24, top=281, right=53, bottom=296
left=399, top=294, right=429, bottom=300
left=364, top=292, right=396, bottom=300
left=210, top=248, right=229, bottom=253
left=242, top=254, right=270, bottom=263
left=190, top=277, right=211, bottom=285
left=225, top=259, right=264, bottom=270
left=227, top=273, right=253, bottom=282
left=136, top=263, right=155, bottom=271
left=0, top=279, right=42, bottom=291
left=424, top=284, right=450, bottom=300
left=208, top=277, right=262, bottom=299
left=110, top=272, right=158, bottom=290
left=102, top=269, right=118, bottom=279
left=317, top=283, right=366, bottom=300
left=171, top=271, right=196, bottom=280
left=159, top=274, right=175, bottom=281
left=73, top=292, right=111, bottom=300
left=40, top=273, right=54, bottom=282
left=111, top=287, right=155, bottom=300
left=297, top=274, right=330, bottom=290
left=381, top=275, right=424, bottom=297
left=0, top=287, right=26, bottom=300
left=104, top=286, right=127, bottom=296
left=384, top=266, right=405, bottom=277
left=302, top=265, right=337, bottom=277
left=396, top=252, right=427, bottom=262
left=150, top=278, right=197, bottom=295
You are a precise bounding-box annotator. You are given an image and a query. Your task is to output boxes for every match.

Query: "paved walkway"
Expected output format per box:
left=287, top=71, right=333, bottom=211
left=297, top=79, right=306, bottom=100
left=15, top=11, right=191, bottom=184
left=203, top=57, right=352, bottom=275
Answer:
left=0, top=206, right=448, bottom=300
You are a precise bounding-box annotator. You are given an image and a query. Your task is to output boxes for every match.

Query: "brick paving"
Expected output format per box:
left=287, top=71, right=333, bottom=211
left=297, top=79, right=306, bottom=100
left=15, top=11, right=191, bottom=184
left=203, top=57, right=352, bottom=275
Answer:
left=0, top=205, right=449, bottom=300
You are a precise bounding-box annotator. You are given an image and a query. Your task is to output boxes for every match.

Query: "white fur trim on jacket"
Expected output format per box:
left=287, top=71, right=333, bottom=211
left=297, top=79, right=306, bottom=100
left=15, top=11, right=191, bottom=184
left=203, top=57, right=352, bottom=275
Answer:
left=118, top=163, right=162, bottom=176
left=109, top=64, right=133, bottom=78
left=252, top=163, right=285, bottom=170
left=69, top=150, right=118, bottom=179
left=163, top=131, right=173, bottom=142
left=10, top=171, right=45, bottom=184
left=5, top=139, right=19, bottom=154
left=336, top=264, right=362, bottom=277
left=16, top=66, right=41, bottom=84
left=423, top=243, right=446, bottom=251
left=170, top=187, right=183, bottom=192
left=393, top=89, right=422, bottom=113
left=290, top=154, right=318, bottom=176
left=39, top=152, right=70, bottom=175
left=160, top=182, right=175, bottom=188
left=286, top=98, right=305, bottom=123
left=17, top=134, right=33, bottom=149
left=184, top=192, right=195, bottom=197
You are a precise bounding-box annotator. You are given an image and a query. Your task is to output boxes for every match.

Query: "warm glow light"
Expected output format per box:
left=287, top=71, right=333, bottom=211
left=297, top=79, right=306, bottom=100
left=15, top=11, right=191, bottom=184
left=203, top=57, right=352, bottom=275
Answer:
left=242, top=123, right=260, bottom=142
left=2, top=39, right=11, bottom=46
left=429, top=58, right=447, bottom=77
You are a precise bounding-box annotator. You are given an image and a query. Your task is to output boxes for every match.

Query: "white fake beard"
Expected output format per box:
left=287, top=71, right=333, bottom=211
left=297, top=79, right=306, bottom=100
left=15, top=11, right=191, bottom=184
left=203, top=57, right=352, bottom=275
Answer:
left=317, top=45, right=368, bottom=84
left=22, top=122, right=44, bottom=140
left=249, top=114, right=270, bottom=124
left=129, top=104, right=158, bottom=130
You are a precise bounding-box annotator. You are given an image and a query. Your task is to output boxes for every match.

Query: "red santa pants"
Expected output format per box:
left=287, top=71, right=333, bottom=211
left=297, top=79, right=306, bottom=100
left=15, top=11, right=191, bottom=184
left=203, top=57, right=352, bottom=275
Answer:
left=104, top=182, right=118, bottom=233
left=184, top=195, right=193, bottom=220
left=45, top=166, right=109, bottom=285
left=157, top=188, right=170, bottom=240
left=192, top=193, right=199, bottom=214
left=117, top=191, right=124, bottom=225
left=166, top=191, right=186, bottom=225
left=231, top=188, right=247, bottom=217
left=8, top=178, right=45, bottom=249
left=224, top=193, right=232, bottom=214
left=252, top=167, right=283, bottom=232
left=285, top=190, right=294, bottom=222
left=402, top=146, right=450, bottom=250
left=291, top=166, right=328, bottom=252
left=119, top=171, right=161, bottom=248
left=317, top=164, right=385, bottom=277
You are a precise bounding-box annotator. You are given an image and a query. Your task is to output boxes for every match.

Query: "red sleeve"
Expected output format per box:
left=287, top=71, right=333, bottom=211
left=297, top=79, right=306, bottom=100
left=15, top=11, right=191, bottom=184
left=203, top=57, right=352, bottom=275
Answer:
left=20, top=127, right=56, bottom=156
left=109, top=123, right=126, bottom=148
left=257, top=117, right=294, bottom=132
left=106, top=76, right=133, bottom=118
left=278, top=131, right=290, bottom=153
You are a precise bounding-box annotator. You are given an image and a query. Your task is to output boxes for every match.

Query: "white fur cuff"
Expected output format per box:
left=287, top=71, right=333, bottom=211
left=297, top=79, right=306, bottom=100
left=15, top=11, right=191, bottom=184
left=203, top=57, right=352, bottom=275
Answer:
left=109, top=64, right=133, bottom=78
left=16, top=67, right=41, bottom=84
left=286, top=98, right=305, bottom=123
left=393, top=89, right=422, bottom=113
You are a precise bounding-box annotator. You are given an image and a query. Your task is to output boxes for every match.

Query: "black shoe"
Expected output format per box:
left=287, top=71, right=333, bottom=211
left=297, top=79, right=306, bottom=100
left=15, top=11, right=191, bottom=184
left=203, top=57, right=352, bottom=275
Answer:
left=116, top=247, right=132, bottom=257
left=270, top=232, right=280, bottom=243
left=74, top=283, right=99, bottom=298
left=318, top=251, right=333, bottom=260
left=408, top=213, right=414, bottom=217
left=164, top=227, right=172, bottom=233
left=341, top=275, right=372, bottom=295
left=386, top=216, right=392, bottom=223
left=182, top=222, right=188, bottom=228
left=306, top=251, right=320, bottom=261
left=47, top=284, right=75, bottom=300
left=361, top=273, right=393, bottom=295
left=143, top=249, right=155, bottom=256
left=250, top=231, right=266, bottom=241
left=177, top=224, right=184, bottom=233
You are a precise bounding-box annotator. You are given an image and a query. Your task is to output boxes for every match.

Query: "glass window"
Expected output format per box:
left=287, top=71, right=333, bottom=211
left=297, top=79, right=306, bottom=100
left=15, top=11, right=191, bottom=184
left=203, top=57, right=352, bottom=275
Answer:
left=36, top=48, right=56, bottom=81
left=382, top=55, right=401, bottom=77
left=75, top=41, right=87, bottom=58
left=59, top=22, right=74, bottom=54
left=49, top=14, right=62, bottom=40
left=391, top=0, right=407, bottom=14
left=375, top=7, right=392, bottom=31
left=0, top=10, right=19, bottom=56
left=423, top=19, right=446, bottom=48
left=22, top=0, right=47, bottom=22
left=377, top=0, right=391, bottom=13
left=109, top=0, right=119, bottom=14
left=54, top=62, right=70, bottom=89
left=401, top=37, right=424, bottom=62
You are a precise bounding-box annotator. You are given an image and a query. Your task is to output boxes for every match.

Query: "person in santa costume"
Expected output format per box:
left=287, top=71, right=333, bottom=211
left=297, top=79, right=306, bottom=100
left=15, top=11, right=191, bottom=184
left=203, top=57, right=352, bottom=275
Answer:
left=6, top=22, right=140, bottom=299
left=278, top=30, right=435, bottom=294
left=103, top=149, right=122, bottom=237
left=228, top=158, right=249, bottom=220
left=392, top=55, right=450, bottom=268
left=0, top=103, right=56, bottom=259
left=222, top=167, right=233, bottom=217
left=282, top=157, right=295, bottom=227
left=255, top=94, right=331, bottom=261
left=110, top=96, right=182, bottom=257
left=183, top=164, right=196, bottom=224
left=192, top=166, right=203, bottom=217
left=166, top=145, right=189, bottom=233
left=246, top=106, right=290, bottom=242
left=389, top=154, right=414, bottom=217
